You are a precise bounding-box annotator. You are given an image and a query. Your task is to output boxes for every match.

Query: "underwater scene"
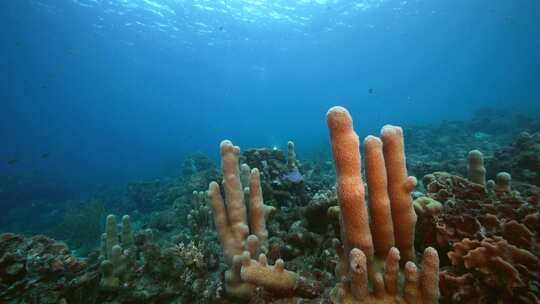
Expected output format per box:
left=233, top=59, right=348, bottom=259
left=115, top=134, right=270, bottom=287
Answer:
left=2, top=0, right=540, bottom=303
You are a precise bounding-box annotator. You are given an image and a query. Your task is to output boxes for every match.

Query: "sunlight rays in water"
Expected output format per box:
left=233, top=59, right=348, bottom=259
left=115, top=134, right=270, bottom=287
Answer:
left=28, top=0, right=404, bottom=48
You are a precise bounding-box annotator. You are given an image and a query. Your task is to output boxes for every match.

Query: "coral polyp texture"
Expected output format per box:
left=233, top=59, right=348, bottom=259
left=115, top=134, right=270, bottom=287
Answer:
left=326, top=106, right=439, bottom=303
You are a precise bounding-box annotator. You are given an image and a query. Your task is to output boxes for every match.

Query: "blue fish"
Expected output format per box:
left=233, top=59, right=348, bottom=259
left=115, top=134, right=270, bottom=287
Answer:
left=281, top=170, right=303, bottom=183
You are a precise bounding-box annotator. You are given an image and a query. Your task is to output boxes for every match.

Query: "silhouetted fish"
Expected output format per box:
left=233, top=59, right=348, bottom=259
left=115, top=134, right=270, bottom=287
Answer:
left=368, top=88, right=375, bottom=95
left=41, top=153, right=50, bottom=159
left=7, top=159, right=18, bottom=165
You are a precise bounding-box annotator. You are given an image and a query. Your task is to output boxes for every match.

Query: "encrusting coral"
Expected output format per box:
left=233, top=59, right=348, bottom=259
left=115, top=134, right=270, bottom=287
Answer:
left=413, top=197, right=443, bottom=218
left=326, top=106, right=440, bottom=303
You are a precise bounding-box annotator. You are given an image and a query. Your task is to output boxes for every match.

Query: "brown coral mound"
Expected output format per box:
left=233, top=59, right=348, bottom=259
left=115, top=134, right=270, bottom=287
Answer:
left=488, top=132, right=540, bottom=185
left=0, top=233, right=92, bottom=303
left=441, top=237, right=540, bottom=303
left=421, top=172, right=540, bottom=253
left=419, top=172, right=540, bottom=302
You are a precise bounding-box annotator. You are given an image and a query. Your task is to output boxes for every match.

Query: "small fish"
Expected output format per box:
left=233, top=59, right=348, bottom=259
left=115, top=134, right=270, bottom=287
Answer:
left=368, top=88, right=375, bottom=95
left=7, top=159, right=18, bottom=165
left=41, top=153, right=50, bottom=159
left=218, top=26, right=224, bottom=31
left=281, top=170, right=304, bottom=184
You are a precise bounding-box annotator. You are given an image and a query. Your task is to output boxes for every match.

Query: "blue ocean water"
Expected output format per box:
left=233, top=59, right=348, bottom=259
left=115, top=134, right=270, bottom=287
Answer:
left=2, top=0, right=540, bottom=189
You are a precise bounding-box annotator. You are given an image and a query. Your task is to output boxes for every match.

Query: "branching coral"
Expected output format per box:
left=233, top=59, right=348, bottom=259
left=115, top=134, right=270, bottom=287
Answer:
left=208, top=140, right=325, bottom=300
left=419, top=166, right=540, bottom=302
left=441, top=237, right=540, bottom=303
left=208, top=140, right=275, bottom=299
left=326, top=106, right=440, bottom=303
left=421, top=171, right=540, bottom=251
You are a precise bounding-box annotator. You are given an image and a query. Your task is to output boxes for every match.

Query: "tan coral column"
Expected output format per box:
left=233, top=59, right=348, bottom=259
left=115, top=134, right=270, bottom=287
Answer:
left=248, top=168, right=274, bottom=244
left=364, top=136, right=395, bottom=259
left=220, top=140, right=249, bottom=246
left=381, top=125, right=417, bottom=262
left=326, top=106, right=374, bottom=262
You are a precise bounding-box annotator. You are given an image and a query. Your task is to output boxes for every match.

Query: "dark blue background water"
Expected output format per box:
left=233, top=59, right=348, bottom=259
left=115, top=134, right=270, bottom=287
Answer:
left=2, top=0, right=539, bottom=189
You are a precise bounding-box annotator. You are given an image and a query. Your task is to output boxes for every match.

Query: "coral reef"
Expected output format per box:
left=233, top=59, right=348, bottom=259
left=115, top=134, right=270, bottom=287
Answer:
left=488, top=131, right=540, bottom=185
left=418, top=169, right=540, bottom=302
left=2, top=107, right=540, bottom=303
left=242, top=141, right=310, bottom=207
left=127, top=153, right=219, bottom=212
left=52, top=199, right=107, bottom=255
left=0, top=233, right=92, bottom=303
left=208, top=140, right=324, bottom=300
left=404, top=110, right=540, bottom=179
left=441, top=237, right=540, bottom=303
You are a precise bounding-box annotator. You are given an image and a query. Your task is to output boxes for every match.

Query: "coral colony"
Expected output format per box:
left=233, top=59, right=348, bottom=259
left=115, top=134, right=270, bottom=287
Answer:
left=1, top=106, right=540, bottom=303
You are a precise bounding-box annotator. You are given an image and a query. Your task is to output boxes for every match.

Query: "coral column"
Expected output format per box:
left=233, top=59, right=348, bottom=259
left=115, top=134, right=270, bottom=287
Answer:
left=364, top=136, right=395, bottom=259
left=326, top=106, right=374, bottom=263
left=381, top=125, right=418, bottom=262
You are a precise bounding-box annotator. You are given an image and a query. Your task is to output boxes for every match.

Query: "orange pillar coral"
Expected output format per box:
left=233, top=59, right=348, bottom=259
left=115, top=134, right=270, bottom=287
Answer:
left=364, top=136, right=394, bottom=259
left=327, top=107, right=418, bottom=263
left=326, top=106, right=439, bottom=303
left=327, top=106, right=374, bottom=263
left=380, top=125, right=418, bottom=262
